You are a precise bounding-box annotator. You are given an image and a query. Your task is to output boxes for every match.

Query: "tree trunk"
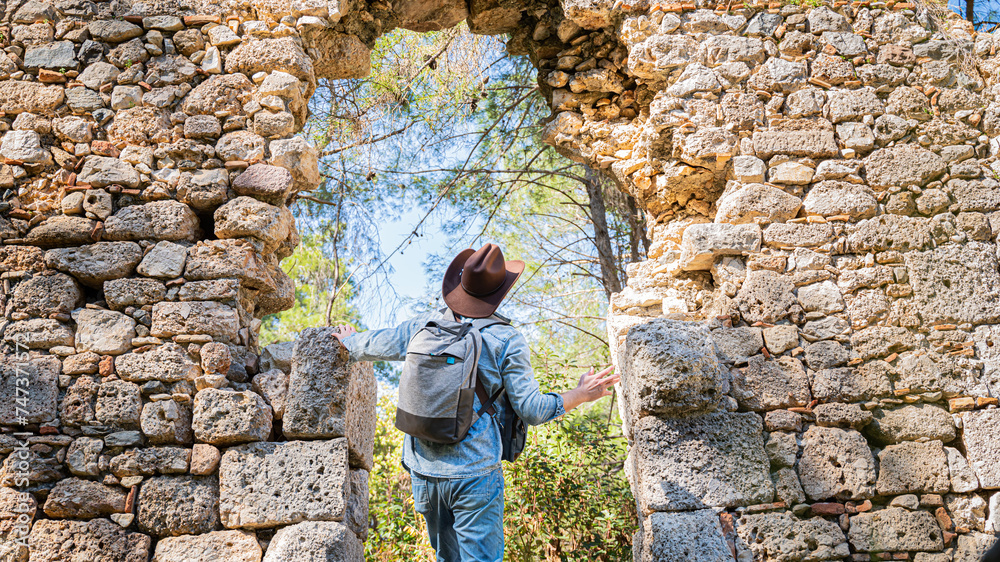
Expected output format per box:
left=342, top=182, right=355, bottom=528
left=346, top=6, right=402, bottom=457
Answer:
left=967, top=0, right=975, bottom=24
left=626, top=195, right=649, bottom=262
left=583, top=167, right=623, bottom=299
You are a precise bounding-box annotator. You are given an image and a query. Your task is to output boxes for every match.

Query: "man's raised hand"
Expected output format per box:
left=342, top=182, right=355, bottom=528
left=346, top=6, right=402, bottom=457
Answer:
left=561, top=365, right=620, bottom=413
left=332, top=325, right=357, bottom=342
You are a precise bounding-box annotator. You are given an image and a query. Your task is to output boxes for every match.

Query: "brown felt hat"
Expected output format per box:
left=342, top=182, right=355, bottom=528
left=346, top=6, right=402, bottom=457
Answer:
left=442, top=244, right=524, bottom=319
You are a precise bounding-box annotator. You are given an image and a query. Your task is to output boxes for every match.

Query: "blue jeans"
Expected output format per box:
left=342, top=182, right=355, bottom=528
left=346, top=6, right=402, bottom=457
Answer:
left=411, top=469, right=505, bottom=562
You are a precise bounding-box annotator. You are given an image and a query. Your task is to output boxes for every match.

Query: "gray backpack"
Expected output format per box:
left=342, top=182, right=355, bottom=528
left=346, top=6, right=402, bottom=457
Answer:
left=395, top=310, right=506, bottom=444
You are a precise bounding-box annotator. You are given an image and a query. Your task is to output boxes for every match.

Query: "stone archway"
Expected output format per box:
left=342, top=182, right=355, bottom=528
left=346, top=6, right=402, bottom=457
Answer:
left=2, top=0, right=1000, bottom=559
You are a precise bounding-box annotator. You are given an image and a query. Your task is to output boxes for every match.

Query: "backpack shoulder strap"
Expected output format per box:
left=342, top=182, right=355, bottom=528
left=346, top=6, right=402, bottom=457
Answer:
left=470, top=314, right=510, bottom=417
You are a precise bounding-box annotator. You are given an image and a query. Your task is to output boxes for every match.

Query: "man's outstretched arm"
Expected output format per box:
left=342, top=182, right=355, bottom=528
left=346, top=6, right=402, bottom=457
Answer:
left=331, top=312, right=436, bottom=363
left=560, top=365, right=619, bottom=413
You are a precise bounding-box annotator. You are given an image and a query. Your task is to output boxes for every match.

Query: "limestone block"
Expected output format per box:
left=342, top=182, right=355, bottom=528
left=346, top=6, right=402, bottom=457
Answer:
left=95, top=380, right=142, bottom=428
left=26, top=217, right=98, bottom=248
left=732, top=155, right=765, bottom=182
left=752, top=121, right=839, bottom=158
left=138, top=475, right=220, bottom=537
left=814, top=402, right=872, bottom=430
left=104, top=201, right=199, bottom=242
left=765, top=431, right=797, bottom=468
left=802, top=181, right=878, bottom=220
left=88, top=20, right=143, bottom=42
left=142, top=400, right=193, bottom=445
left=152, top=530, right=262, bottom=562
left=269, top=136, right=321, bottom=191
left=798, top=426, right=876, bottom=501
left=184, top=240, right=275, bottom=291
left=772, top=467, right=806, bottom=505
left=732, top=355, right=811, bottom=412
left=111, top=447, right=191, bottom=477
left=104, top=278, right=168, bottom=310
left=678, top=223, right=760, bottom=271
left=747, top=58, right=807, bottom=93
left=73, top=308, right=136, bottom=355
left=232, top=164, right=294, bottom=206
left=43, top=477, right=127, bottom=519
left=763, top=325, right=799, bottom=354
left=183, top=74, right=256, bottom=117
left=192, top=389, right=272, bottom=446
left=850, top=326, right=922, bottom=360
left=797, top=280, right=845, bottom=314
left=66, top=437, right=102, bottom=477
left=45, top=242, right=142, bottom=288
left=0, top=81, right=64, bottom=115
left=962, top=409, right=1000, bottom=488
left=946, top=493, right=988, bottom=532
left=864, top=404, right=955, bottom=445
left=847, top=508, right=943, bottom=552
left=78, top=156, right=140, bottom=188
left=28, top=518, right=151, bottom=562
left=137, top=241, right=188, bottom=279
left=252, top=369, right=288, bottom=420
left=945, top=446, right=981, bottom=493
left=863, top=145, right=946, bottom=190
left=3, top=319, right=74, bottom=350
left=0, top=130, right=51, bottom=164
left=737, top=512, right=849, bottom=561
left=216, top=130, right=267, bottom=162
left=953, top=533, right=996, bottom=562
left=715, top=183, right=801, bottom=225
left=988, top=493, right=1000, bottom=532
left=633, top=510, right=732, bottom=562
left=285, top=329, right=375, bottom=469
left=225, top=38, right=314, bottom=84
left=151, top=301, right=241, bottom=341
left=904, top=242, right=1000, bottom=326
left=219, top=439, right=351, bottom=529
left=628, top=412, right=773, bottom=514
left=826, top=87, right=884, bottom=123
left=261, top=521, right=362, bottom=562
left=0, top=356, right=58, bottom=424
left=344, top=469, right=369, bottom=540
left=467, top=0, right=525, bottom=34
left=214, top=197, right=292, bottom=254
left=876, top=440, right=950, bottom=495
left=619, top=319, right=728, bottom=421
left=735, top=270, right=800, bottom=324
left=712, top=327, right=763, bottom=364
left=116, top=343, right=202, bottom=383
left=9, top=273, right=81, bottom=318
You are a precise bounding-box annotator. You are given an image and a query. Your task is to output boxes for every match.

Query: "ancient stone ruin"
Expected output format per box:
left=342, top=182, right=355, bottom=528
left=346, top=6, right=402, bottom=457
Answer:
left=0, top=0, right=999, bottom=559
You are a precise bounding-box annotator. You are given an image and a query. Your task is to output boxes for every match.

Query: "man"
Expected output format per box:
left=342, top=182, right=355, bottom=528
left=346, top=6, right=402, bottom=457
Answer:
left=332, top=243, right=619, bottom=562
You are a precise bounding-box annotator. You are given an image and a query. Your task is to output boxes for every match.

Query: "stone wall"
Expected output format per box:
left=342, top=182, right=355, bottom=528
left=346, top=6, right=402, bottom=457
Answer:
left=2, top=0, right=1000, bottom=559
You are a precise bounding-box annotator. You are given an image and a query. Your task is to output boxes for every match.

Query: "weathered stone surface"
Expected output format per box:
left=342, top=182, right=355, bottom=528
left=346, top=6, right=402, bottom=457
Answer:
left=183, top=74, right=256, bottom=116
left=138, top=475, right=219, bottom=537
left=25, top=217, right=98, bottom=248
left=96, top=380, right=142, bottom=428
left=78, top=156, right=140, bottom=189
left=3, top=318, right=74, bottom=350
left=66, top=437, right=103, bottom=477
left=285, top=329, right=375, bottom=468
left=307, top=31, right=372, bottom=80
left=110, top=447, right=190, bottom=478
left=28, top=518, right=151, bottom=562
left=251, top=369, right=288, bottom=420
left=633, top=510, right=732, bottom=562
left=797, top=280, right=844, bottom=314
left=152, top=530, right=262, bottom=562
left=847, top=508, right=943, bottom=552
left=193, top=389, right=272, bottom=446
left=88, top=20, right=144, bottom=43
left=104, top=278, right=168, bottom=310
left=946, top=493, right=988, bottom=532
left=214, top=197, right=292, bottom=254
left=225, top=38, right=313, bottom=84
left=905, top=242, right=1000, bottom=326
left=864, top=404, right=956, bottom=445
left=219, top=439, right=350, bottom=529
left=0, top=130, right=51, bottom=164
left=798, top=425, right=876, bottom=501
left=0, top=81, right=64, bottom=115
left=946, top=446, right=980, bottom=493
left=73, top=308, right=136, bottom=355
left=628, top=412, right=773, bottom=514
left=185, top=240, right=274, bottom=291
left=261, top=521, right=362, bottom=562
left=0, top=356, right=58, bottom=424
left=712, top=327, right=763, bottom=365
left=269, top=136, right=321, bottom=191
left=802, top=181, right=878, bottom=220
left=232, top=164, right=294, bottom=205
left=814, top=402, right=872, bottom=430
left=104, top=201, right=200, bottom=242
left=732, top=355, right=811, bottom=412
left=620, top=319, right=728, bottom=420
left=216, top=131, right=266, bottom=162
left=863, top=145, right=946, bottom=190
left=735, top=270, right=800, bottom=324
left=43, top=477, right=127, bottom=519
left=151, top=301, right=240, bottom=341
left=737, top=512, right=849, bottom=561
left=137, top=241, right=189, bottom=279
left=142, top=400, right=193, bottom=445
left=962, top=409, right=1000, bottom=488
left=715, top=183, right=802, bottom=225
left=45, top=242, right=142, bottom=288
left=752, top=121, right=839, bottom=158
left=678, top=223, right=760, bottom=271
left=116, top=343, right=201, bottom=383
left=9, top=273, right=81, bottom=318
left=876, top=441, right=951, bottom=495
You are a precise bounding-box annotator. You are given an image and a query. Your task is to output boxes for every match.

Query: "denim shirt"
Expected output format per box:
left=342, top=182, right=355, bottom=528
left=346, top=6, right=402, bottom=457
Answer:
left=341, top=311, right=565, bottom=478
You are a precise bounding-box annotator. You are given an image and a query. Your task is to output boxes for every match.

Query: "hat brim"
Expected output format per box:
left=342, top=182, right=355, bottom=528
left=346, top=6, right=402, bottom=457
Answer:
left=442, top=249, right=525, bottom=319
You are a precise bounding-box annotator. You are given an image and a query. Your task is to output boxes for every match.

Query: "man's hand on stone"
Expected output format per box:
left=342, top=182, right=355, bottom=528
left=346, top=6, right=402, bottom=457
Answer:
left=332, top=325, right=357, bottom=342
left=561, top=365, right=619, bottom=412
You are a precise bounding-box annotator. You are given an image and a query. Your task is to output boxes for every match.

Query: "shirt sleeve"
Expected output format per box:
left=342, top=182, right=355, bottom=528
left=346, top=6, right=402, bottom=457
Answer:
left=497, top=331, right=565, bottom=426
left=340, top=312, right=436, bottom=363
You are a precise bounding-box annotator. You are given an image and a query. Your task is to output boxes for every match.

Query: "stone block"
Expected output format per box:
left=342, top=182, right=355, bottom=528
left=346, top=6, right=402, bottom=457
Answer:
left=73, top=308, right=136, bottom=355
left=138, top=475, right=219, bottom=537
left=962, top=409, right=1000, bottom=488
left=875, top=441, right=950, bottom=495
left=863, top=145, right=946, bottom=190
left=95, top=380, right=142, bottom=429
left=814, top=403, right=872, bottom=430
left=151, top=301, right=241, bottom=342
left=232, top=164, right=293, bottom=205
left=0, top=355, right=58, bottom=424
left=116, top=343, right=202, bottom=383
left=712, top=327, right=764, bottom=365
left=43, top=477, right=127, bottom=519
left=798, top=426, right=876, bottom=501
left=184, top=240, right=275, bottom=291
left=152, top=530, right=262, bottom=562
left=946, top=493, right=987, bottom=532
left=9, top=273, right=81, bottom=318
left=737, top=512, right=849, bottom=561
left=847, top=508, right=943, bottom=552
left=141, top=400, right=193, bottom=445
left=946, top=446, right=980, bottom=493
left=732, top=355, right=811, bottom=412
left=678, top=223, right=760, bottom=271
left=103, top=201, right=199, bottom=242
left=905, top=242, right=1000, bottom=326
left=104, top=278, right=168, bottom=310
left=953, top=533, right=996, bottom=562
left=633, top=510, right=732, bottom=562
left=735, top=270, right=799, bottom=324
left=3, top=319, right=74, bottom=349
left=214, top=197, right=292, bottom=254
left=111, top=447, right=190, bottom=477
left=285, top=329, right=375, bottom=468
left=192, top=389, right=272, bottom=446
left=28, top=518, right=151, bottom=562
left=261, top=521, right=362, bottom=562
left=251, top=369, right=288, bottom=420
left=66, top=437, right=103, bottom=477
left=45, top=242, right=143, bottom=287
left=137, top=241, right=188, bottom=279
left=619, top=319, right=728, bottom=421
left=344, top=469, right=369, bottom=540
left=864, top=404, right=955, bottom=445
left=797, top=280, right=845, bottom=314
left=715, top=183, right=802, bottom=225
left=627, top=412, right=773, bottom=514
left=219, top=439, right=350, bottom=529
